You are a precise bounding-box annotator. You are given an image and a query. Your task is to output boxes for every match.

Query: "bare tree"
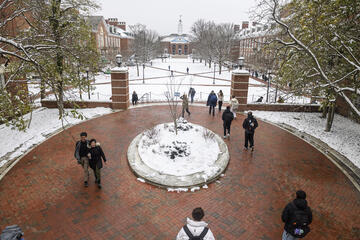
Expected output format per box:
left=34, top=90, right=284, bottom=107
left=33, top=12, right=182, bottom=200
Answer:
left=164, top=75, right=184, bottom=135
left=254, top=0, right=360, bottom=130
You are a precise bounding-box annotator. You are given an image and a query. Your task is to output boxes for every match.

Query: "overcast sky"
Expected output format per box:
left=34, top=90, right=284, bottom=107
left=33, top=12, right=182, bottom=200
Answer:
left=93, top=0, right=257, bottom=35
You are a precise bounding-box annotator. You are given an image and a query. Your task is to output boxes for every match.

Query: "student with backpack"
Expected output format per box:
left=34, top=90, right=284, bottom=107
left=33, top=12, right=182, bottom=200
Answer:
left=281, top=190, right=313, bottom=240
left=176, top=207, right=215, bottom=240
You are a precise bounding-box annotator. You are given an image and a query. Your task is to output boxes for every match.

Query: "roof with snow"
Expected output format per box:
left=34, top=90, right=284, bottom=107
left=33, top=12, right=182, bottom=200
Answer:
left=161, top=34, right=190, bottom=43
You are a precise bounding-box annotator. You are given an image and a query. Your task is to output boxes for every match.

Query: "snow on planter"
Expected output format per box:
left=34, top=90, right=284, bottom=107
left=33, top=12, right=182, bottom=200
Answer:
left=127, top=118, right=230, bottom=189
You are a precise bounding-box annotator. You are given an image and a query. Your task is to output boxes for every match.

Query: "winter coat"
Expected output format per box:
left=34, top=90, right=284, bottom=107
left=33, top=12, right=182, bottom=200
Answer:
left=207, top=94, right=217, bottom=107
left=282, top=199, right=313, bottom=234
left=88, top=143, right=107, bottom=170
left=217, top=92, right=224, bottom=102
left=74, top=140, right=89, bottom=161
left=188, top=88, right=196, bottom=97
left=242, top=116, right=258, bottom=134
left=222, top=109, right=234, bottom=123
left=132, top=93, right=138, bottom=102
left=180, top=95, right=189, bottom=108
left=229, top=98, right=239, bottom=111
left=176, top=218, right=215, bottom=240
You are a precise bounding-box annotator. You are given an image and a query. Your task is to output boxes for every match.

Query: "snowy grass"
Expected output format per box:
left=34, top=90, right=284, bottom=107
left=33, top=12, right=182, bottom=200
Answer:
left=0, top=107, right=113, bottom=168
left=43, top=57, right=310, bottom=104
left=252, top=111, right=360, bottom=169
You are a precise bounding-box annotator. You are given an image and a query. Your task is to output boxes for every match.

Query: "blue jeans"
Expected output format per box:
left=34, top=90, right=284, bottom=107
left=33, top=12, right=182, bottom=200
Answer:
left=282, top=230, right=298, bottom=240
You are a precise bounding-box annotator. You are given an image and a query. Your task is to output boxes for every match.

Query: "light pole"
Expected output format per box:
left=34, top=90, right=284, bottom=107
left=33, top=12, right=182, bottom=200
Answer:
left=115, top=54, right=122, bottom=67
left=142, top=64, right=145, bottom=84
left=266, top=70, right=271, bottom=103
left=213, top=62, right=216, bottom=84
left=86, top=67, right=90, bottom=100
left=238, top=56, right=244, bottom=70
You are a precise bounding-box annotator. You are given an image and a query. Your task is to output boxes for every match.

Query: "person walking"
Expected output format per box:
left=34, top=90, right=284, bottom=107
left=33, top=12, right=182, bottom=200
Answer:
left=180, top=93, right=191, bottom=118
left=222, top=106, right=234, bottom=139
left=188, top=87, right=196, bottom=103
left=171, top=70, right=174, bottom=77
left=186, top=67, right=189, bottom=74
left=87, top=139, right=107, bottom=189
left=132, top=91, right=138, bottom=105
left=74, top=132, right=90, bottom=187
left=281, top=190, right=312, bottom=240
left=206, top=91, right=217, bottom=116
left=176, top=207, right=215, bottom=240
left=168, top=65, right=171, bottom=71
left=217, top=90, right=224, bottom=112
left=242, top=111, right=258, bottom=151
left=229, top=95, right=239, bottom=119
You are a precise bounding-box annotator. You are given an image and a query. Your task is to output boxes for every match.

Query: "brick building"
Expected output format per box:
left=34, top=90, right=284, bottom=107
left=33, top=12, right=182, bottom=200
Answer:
left=87, top=16, right=133, bottom=64
left=161, top=17, right=192, bottom=56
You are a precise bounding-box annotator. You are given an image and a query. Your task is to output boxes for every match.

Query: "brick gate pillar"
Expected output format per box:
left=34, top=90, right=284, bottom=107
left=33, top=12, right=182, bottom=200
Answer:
left=230, top=70, right=250, bottom=112
left=111, top=68, right=129, bottom=110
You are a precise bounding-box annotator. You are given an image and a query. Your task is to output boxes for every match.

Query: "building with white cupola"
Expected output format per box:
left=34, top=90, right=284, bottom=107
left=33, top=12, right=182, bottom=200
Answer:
left=160, top=16, right=192, bottom=57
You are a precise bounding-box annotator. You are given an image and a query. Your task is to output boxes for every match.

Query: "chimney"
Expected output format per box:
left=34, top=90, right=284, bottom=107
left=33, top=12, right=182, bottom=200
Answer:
left=242, top=21, right=249, bottom=29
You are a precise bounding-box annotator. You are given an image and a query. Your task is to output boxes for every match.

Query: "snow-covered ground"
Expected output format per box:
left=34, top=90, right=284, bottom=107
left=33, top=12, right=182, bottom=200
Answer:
left=0, top=107, right=113, bottom=168
left=252, top=111, right=360, bottom=169
left=43, top=57, right=310, bottom=104
left=138, top=119, right=221, bottom=177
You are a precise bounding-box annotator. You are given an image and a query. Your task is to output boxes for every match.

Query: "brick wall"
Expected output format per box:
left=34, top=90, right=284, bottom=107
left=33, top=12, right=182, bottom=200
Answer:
left=41, top=100, right=112, bottom=109
left=246, top=104, right=320, bottom=112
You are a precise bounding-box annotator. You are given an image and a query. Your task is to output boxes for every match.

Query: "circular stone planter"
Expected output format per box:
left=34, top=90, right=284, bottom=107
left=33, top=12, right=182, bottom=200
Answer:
left=127, top=122, right=230, bottom=188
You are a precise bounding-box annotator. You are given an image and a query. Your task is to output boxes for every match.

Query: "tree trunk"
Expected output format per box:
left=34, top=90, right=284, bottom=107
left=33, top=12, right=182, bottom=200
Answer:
left=40, top=79, right=46, bottom=99
left=219, top=62, right=222, bottom=75
left=136, top=63, right=139, bottom=76
left=321, top=105, right=328, bottom=118
left=209, top=60, right=211, bottom=68
left=325, top=103, right=335, bottom=132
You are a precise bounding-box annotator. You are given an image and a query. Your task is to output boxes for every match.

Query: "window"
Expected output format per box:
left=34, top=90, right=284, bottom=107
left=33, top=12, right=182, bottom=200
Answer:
left=184, top=45, right=188, bottom=55
left=172, top=45, right=176, bottom=54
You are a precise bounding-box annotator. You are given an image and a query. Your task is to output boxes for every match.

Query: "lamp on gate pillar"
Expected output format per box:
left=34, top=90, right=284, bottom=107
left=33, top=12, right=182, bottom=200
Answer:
left=238, top=57, right=244, bottom=70
left=116, top=54, right=122, bottom=67
left=266, top=70, right=271, bottom=103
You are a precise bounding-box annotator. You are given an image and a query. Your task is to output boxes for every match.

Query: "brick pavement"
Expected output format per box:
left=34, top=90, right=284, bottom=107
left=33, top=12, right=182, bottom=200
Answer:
left=0, top=106, right=359, bottom=240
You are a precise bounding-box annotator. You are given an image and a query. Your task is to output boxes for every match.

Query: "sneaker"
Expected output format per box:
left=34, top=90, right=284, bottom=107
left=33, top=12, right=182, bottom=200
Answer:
left=98, top=184, right=102, bottom=189
left=223, top=135, right=227, bottom=139
left=84, top=181, right=88, bottom=187
left=227, top=133, right=230, bottom=137
left=244, top=147, right=248, bottom=150
left=251, top=146, right=254, bottom=152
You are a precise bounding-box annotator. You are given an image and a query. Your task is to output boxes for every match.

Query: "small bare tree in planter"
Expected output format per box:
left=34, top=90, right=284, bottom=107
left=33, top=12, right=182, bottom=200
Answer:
left=164, top=75, right=184, bottom=135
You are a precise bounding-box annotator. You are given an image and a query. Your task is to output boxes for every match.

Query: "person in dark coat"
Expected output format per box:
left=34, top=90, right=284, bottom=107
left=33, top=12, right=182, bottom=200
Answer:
left=188, top=87, right=196, bottom=103
left=132, top=91, right=138, bottom=105
left=87, top=139, right=107, bottom=189
left=186, top=67, right=189, bottom=74
left=242, top=111, right=258, bottom=151
left=74, top=132, right=90, bottom=187
left=206, top=91, right=217, bottom=116
left=281, top=190, right=313, bottom=240
left=222, top=106, right=234, bottom=139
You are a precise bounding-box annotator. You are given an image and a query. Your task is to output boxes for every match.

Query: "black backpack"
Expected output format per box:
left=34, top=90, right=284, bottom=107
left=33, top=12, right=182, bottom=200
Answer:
left=289, top=203, right=310, bottom=238
left=183, top=225, right=209, bottom=240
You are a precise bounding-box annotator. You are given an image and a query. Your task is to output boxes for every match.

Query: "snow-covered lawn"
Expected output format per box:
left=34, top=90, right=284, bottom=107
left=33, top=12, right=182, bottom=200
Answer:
left=252, top=111, right=360, bottom=169
left=138, top=119, right=220, bottom=177
left=0, top=107, right=113, bottom=168
left=43, top=57, right=310, bottom=104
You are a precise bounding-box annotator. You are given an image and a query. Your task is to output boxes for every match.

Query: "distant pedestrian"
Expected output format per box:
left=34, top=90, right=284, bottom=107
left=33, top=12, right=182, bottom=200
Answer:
left=256, top=96, right=263, bottom=103
left=217, top=90, right=224, bottom=112
left=188, top=87, right=196, bottom=103
left=132, top=91, right=138, bottom=105
left=150, top=61, right=152, bottom=66
left=87, top=139, right=107, bottom=189
left=281, top=190, right=312, bottom=240
left=229, top=95, right=239, bottom=118
left=74, top=132, right=90, bottom=187
left=171, top=70, right=174, bottom=77
left=242, top=111, right=258, bottom=151
left=186, top=67, right=189, bottom=74
left=180, top=93, right=191, bottom=118
left=193, top=59, right=195, bottom=63
left=206, top=91, right=217, bottom=116
left=168, top=65, right=171, bottom=70
left=222, top=106, right=234, bottom=139
left=176, top=207, right=215, bottom=240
